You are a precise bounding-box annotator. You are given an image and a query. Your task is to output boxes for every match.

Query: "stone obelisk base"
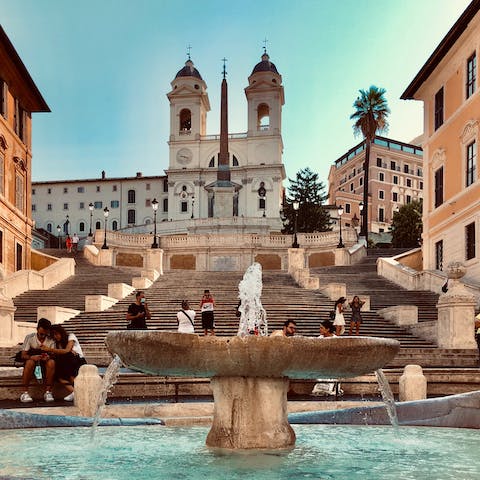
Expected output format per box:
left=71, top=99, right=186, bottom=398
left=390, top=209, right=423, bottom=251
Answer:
left=206, top=376, right=296, bottom=449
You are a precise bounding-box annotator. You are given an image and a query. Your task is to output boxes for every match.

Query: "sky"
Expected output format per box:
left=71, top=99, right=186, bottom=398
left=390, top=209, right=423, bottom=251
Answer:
left=1, top=0, right=472, bottom=186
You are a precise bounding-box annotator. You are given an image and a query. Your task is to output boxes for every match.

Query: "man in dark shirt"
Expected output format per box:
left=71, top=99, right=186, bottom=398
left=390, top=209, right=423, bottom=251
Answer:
left=126, top=291, right=151, bottom=329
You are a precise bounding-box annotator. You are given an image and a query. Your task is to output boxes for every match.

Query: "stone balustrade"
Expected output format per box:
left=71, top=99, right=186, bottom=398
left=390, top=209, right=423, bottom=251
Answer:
left=37, top=306, right=80, bottom=324
left=85, top=295, right=118, bottom=313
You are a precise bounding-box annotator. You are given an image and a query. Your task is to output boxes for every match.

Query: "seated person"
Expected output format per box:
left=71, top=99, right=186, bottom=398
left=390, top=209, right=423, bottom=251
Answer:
left=270, top=320, right=297, bottom=337
left=318, top=320, right=336, bottom=338
left=41, top=324, right=87, bottom=402
left=19, top=318, right=56, bottom=403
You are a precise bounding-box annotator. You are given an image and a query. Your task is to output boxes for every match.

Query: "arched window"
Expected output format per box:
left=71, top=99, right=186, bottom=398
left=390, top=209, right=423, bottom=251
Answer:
left=179, top=109, right=192, bottom=133
left=127, top=189, right=136, bottom=204
left=145, top=219, right=151, bottom=225
left=257, top=103, right=270, bottom=131
left=209, top=156, right=215, bottom=168
left=233, top=155, right=239, bottom=167
left=95, top=221, right=101, bottom=230
left=79, top=222, right=85, bottom=232
left=46, top=223, right=52, bottom=233
left=112, top=220, right=118, bottom=231
left=128, top=209, right=136, bottom=224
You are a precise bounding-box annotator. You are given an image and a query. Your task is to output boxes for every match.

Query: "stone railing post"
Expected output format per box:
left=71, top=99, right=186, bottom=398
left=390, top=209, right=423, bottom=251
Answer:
left=399, top=364, right=427, bottom=402
left=74, top=364, right=103, bottom=417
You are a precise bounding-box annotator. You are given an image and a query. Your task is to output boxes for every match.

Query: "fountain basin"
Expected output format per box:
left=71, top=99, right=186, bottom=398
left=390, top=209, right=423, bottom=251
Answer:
left=105, top=331, right=400, bottom=379
left=105, top=332, right=400, bottom=449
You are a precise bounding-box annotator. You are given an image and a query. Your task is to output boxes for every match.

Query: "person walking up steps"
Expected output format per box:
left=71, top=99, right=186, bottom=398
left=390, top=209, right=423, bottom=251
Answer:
left=348, top=295, right=365, bottom=336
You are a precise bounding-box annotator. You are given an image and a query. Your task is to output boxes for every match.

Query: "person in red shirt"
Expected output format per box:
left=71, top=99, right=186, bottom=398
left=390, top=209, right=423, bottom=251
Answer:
left=200, top=289, right=215, bottom=336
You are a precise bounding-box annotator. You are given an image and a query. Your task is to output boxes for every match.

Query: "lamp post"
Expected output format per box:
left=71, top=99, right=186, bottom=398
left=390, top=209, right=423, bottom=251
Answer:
left=56, top=225, right=61, bottom=249
left=65, top=215, right=70, bottom=236
left=191, top=194, right=195, bottom=219
left=292, top=200, right=300, bottom=248
left=359, top=201, right=364, bottom=236
left=337, top=205, right=345, bottom=248
left=102, top=207, right=109, bottom=250
left=88, top=202, right=94, bottom=236
left=151, top=198, right=159, bottom=248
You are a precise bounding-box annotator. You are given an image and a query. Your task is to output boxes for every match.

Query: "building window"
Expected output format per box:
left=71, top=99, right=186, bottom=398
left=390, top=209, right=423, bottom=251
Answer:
left=16, top=243, right=23, bottom=271
left=63, top=203, right=68, bottom=210
left=378, top=208, right=384, bottom=223
left=113, top=185, right=117, bottom=192
left=79, top=202, right=85, bottom=209
left=350, top=183, right=354, bottom=191
left=434, top=167, right=444, bottom=208
left=392, top=176, right=398, bottom=185
left=434, top=87, right=444, bottom=130
left=79, top=222, right=85, bottom=232
left=46, top=223, right=52, bottom=233
left=379, top=190, right=384, bottom=200
left=406, top=195, right=412, bottom=203
left=390, top=161, right=396, bottom=171
left=345, top=203, right=351, bottom=214
left=404, top=164, right=409, bottom=174
left=127, top=209, right=136, bottom=224
left=111, top=200, right=119, bottom=208
left=128, top=189, right=136, bottom=204
left=259, top=198, right=266, bottom=210
left=378, top=172, right=384, bottom=182
left=145, top=198, right=151, bottom=207
left=32, top=204, right=36, bottom=211
left=466, top=141, right=477, bottom=187
left=376, top=157, right=382, bottom=167
left=47, top=204, right=52, bottom=211
left=163, top=198, right=168, bottom=212
left=112, top=220, right=118, bottom=231
left=14, top=99, right=26, bottom=143
left=94, top=201, right=103, bottom=209
left=95, top=221, right=101, bottom=229
left=48, top=188, right=51, bottom=194
left=96, top=186, right=100, bottom=192
left=233, top=155, right=239, bottom=167
left=209, top=157, right=215, bottom=168
left=406, top=178, right=412, bottom=187
left=163, top=179, right=168, bottom=192
left=32, top=188, right=35, bottom=195
left=420, top=181, right=424, bottom=190
left=0, top=152, right=4, bottom=195
left=392, top=192, right=398, bottom=202
left=466, top=222, right=476, bottom=260
left=181, top=201, right=188, bottom=212
left=146, top=183, right=150, bottom=191
left=417, top=168, right=423, bottom=177
left=466, top=52, right=476, bottom=99
left=63, top=187, right=68, bottom=194
left=0, top=79, right=6, bottom=118
left=77, top=186, right=84, bottom=193
left=179, top=108, right=192, bottom=132
left=359, top=177, right=363, bottom=186
left=15, top=174, right=24, bottom=212
left=435, top=240, right=443, bottom=270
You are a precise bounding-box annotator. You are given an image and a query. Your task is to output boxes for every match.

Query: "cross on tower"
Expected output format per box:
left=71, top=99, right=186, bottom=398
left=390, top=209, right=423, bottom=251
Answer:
left=186, top=44, right=192, bottom=60
left=262, top=37, right=268, bottom=54
left=222, top=57, right=228, bottom=79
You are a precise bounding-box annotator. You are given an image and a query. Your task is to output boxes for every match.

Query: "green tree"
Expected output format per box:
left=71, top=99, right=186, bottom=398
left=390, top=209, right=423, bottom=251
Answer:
left=350, top=86, right=390, bottom=244
left=282, top=167, right=330, bottom=233
left=390, top=200, right=423, bottom=248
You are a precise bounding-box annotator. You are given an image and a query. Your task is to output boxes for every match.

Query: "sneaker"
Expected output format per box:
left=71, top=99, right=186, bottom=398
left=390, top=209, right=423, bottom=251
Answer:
left=64, top=392, right=74, bottom=402
left=44, top=391, right=54, bottom=402
left=20, top=392, right=33, bottom=403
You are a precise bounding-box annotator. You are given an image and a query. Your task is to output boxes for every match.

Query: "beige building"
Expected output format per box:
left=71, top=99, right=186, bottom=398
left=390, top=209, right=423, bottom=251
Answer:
left=0, top=26, right=49, bottom=275
left=328, top=136, right=424, bottom=234
left=401, top=0, right=480, bottom=283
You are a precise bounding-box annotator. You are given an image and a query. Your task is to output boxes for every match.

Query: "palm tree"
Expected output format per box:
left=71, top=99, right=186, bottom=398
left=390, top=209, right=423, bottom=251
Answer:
left=350, top=86, right=390, bottom=245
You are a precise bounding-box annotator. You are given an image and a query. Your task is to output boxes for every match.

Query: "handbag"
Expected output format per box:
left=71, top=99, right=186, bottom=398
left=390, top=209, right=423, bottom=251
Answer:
left=180, top=310, right=194, bottom=328
left=329, top=311, right=336, bottom=321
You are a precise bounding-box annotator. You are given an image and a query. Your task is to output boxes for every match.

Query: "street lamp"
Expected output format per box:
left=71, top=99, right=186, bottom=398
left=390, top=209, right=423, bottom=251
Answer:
left=88, top=202, right=94, bottom=236
left=65, top=215, right=70, bottom=236
left=56, top=225, right=61, bottom=249
left=191, top=194, right=195, bottom=219
left=337, top=205, right=345, bottom=248
left=101, top=207, right=109, bottom=250
left=151, top=198, right=159, bottom=248
left=292, top=200, right=300, bottom=248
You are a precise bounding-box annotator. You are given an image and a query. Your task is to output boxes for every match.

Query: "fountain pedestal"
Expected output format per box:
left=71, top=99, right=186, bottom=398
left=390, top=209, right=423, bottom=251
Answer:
left=207, top=376, right=295, bottom=449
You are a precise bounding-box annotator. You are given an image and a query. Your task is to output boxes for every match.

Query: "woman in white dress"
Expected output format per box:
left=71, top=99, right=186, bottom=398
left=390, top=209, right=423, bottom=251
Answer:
left=333, top=297, right=346, bottom=336
left=177, top=300, right=196, bottom=334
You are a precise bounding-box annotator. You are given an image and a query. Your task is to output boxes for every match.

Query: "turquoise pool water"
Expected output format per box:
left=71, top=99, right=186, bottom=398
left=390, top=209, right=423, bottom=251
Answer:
left=0, top=425, right=479, bottom=479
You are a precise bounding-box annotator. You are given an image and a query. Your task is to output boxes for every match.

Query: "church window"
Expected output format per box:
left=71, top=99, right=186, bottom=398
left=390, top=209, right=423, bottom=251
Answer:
left=179, top=109, right=192, bottom=133
left=128, top=189, right=136, bottom=204
left=112, top=220, right=118, bottom=231
left=259, top=198, right=266, bottom=210
left=95, top=221, right=101, bottom=229
left=233, top=155, right=239, bottom=167
left=209, top=157, right=215, bottom=168
left=127, top=209, right=136, bottom=224
left=46, top=223, right=52, bottom=233
left=79, top=222, right=85, bottom=232
left=181, top=201, right=188, bottom=212
left=257, top=103, right=270, bottom=131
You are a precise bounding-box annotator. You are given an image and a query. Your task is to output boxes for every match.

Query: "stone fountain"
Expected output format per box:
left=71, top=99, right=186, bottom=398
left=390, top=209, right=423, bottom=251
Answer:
left=105, top=332, right=399, bottom=449
left=105, top=263, right=399, bottom=449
